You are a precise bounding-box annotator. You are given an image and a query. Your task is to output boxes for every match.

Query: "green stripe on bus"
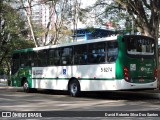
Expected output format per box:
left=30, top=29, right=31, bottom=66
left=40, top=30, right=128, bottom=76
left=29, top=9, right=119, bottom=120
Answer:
left=32, top=78, right=116, bottom=80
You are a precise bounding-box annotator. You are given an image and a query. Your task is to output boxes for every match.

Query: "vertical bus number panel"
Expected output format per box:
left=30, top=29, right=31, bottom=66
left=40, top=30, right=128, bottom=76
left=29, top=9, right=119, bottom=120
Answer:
left=101, top=67, right=112, bottom=72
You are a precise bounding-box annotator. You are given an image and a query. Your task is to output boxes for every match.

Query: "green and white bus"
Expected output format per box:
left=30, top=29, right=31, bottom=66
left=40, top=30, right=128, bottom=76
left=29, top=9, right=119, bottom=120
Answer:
left=11, top=35, right=157, bottom=96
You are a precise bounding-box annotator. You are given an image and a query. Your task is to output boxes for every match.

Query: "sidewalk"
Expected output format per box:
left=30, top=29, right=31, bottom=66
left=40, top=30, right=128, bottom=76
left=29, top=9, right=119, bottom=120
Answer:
left=0, top=83, right=23, bottom=91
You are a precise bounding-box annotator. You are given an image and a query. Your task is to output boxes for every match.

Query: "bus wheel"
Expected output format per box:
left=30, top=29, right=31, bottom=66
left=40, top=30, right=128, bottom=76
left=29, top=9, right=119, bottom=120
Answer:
left=23, top=80, right=30, bottom=93
left=69, top=79, right=80, bottom=97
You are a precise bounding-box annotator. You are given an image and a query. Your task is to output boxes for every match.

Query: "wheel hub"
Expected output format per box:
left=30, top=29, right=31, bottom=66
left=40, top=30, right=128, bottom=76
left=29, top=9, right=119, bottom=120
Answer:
left=71, top=83, right=77, bottom=93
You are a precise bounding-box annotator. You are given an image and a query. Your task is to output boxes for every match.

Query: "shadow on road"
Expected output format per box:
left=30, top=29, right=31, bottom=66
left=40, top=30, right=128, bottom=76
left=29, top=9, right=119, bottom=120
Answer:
left=16, top=88, right=160, bottom=100
left=79, top=91, right=159, bottom=100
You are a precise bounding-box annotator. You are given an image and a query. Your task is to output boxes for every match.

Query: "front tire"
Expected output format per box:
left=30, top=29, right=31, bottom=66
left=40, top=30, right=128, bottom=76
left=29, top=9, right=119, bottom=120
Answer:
left=68, top=79, right=80, bottom=97
left=23, top=80, right=37, bottom=93
left=23, top=80, right=30, bottom=93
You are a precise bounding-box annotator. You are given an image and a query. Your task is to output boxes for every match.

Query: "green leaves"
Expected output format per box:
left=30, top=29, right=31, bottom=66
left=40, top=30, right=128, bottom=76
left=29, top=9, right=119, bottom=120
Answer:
left=0, top=1, right=34, bottom=77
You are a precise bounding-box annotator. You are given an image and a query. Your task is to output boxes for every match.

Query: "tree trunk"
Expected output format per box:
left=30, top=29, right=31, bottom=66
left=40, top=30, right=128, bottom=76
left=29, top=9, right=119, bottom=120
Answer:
left=20, top=0, right=39, bottom=47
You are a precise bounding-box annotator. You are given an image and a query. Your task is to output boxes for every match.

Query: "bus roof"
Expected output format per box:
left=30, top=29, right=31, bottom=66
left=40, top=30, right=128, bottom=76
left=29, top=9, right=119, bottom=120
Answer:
left=13, top=35, right=154, bottom=53
left=13, top=36, right=118, bottom=53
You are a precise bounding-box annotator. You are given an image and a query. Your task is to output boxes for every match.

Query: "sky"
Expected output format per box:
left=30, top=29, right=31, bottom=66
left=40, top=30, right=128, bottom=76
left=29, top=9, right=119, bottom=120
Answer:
left=81, top=0, right=96, bottom=8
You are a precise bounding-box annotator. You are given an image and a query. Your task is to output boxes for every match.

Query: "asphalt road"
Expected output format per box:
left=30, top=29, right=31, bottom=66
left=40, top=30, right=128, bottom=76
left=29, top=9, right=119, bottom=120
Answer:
left=0, top=84, right=160, bottom=120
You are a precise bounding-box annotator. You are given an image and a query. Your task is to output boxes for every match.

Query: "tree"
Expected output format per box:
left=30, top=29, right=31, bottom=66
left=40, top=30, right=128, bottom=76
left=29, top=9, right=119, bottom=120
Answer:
left=115, top=0, right=160, bottom=40
left=0, top=1, right=34, bottom=79
left=19, top=0, right=39, bottom=47
left=16, top=0, right=74, bottom=46
left=42, top=0, right=72, bottom=45
left=89, top=0, right=160, bottom=39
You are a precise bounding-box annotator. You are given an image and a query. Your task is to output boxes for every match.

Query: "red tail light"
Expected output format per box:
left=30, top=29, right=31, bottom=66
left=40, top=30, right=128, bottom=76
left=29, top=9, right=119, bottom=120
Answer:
left=123, top=66, right=130, bottom=81
left=154, top=68, right=158, bottom=79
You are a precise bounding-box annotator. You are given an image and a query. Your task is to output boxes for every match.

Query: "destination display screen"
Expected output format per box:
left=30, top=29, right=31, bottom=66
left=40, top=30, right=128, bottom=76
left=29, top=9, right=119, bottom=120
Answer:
left=126, top=36, right=154, bottom=56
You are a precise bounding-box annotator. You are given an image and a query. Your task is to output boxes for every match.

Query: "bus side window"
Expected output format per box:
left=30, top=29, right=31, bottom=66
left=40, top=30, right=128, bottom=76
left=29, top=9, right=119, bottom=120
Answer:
left=37, top=50, right=48, bottom=66
left=26, top=51, right=34, bottom=67
left=61, top=47, right=73, bottom=65
left=74, top=45, right=88, bottom=65
left=49, top=49, right=54, bottom=65
left=20, top=52, right=28, bottom=67
left=12, top=53, right=20, bottom=74
left=88, top=42, right=105, bottom=64
left=31, top=51, right=38, bottom=66
left=54, top=49, right=61, bottom=66
left=107, top=41, right=118, bottom=62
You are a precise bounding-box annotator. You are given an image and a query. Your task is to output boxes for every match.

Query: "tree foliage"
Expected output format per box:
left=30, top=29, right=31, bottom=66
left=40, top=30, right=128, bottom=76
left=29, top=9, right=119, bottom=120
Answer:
left=0, top=1, right=34, bottom=76
left=17, top=0, right=77, bottom=46
left=91, top=0, right=160, bottom=40
left=43, top=0, right=72, bottom=45
left=115, top=0, right=160, bottom=40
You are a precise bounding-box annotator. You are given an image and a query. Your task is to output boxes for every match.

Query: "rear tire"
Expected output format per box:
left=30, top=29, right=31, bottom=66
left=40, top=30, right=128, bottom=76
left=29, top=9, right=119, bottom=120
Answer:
left=68, top=79, right=80, bottom=97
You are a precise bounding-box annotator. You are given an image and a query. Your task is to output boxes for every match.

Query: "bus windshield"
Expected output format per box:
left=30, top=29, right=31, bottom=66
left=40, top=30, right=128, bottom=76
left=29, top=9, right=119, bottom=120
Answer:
left=126, top=36, right=154, bottom=56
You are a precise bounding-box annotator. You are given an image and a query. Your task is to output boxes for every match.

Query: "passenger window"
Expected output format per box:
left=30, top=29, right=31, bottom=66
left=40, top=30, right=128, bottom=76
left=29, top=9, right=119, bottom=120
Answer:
left=61, top=47, right=73, bottom=65
left=12, top=53, right=20, bottom=74
left=54, top=49, right=61, bottom=65
left=37, top=50, right=48, bottom=66
left=12, top=53, right=20, bottom=59
left=107, top=41, right=118, bottom=62
left=74, top=45, right=88, bottom=64
left=49, top=49, right=54, bottom=65
left=20, top=52, right=28, bottom=67
left=31, top=51, right=39, bottom=67
left=88, top=42, right=105, bottom=63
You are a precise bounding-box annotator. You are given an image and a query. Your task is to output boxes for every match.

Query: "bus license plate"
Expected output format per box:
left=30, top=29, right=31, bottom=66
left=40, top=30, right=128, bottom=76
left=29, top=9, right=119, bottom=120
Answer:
left=139, top=79, right=144, bottom=82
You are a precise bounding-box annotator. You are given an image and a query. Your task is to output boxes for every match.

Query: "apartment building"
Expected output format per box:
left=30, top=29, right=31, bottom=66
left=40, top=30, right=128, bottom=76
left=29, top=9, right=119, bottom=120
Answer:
left=29, top=0, right=54, bottom=43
